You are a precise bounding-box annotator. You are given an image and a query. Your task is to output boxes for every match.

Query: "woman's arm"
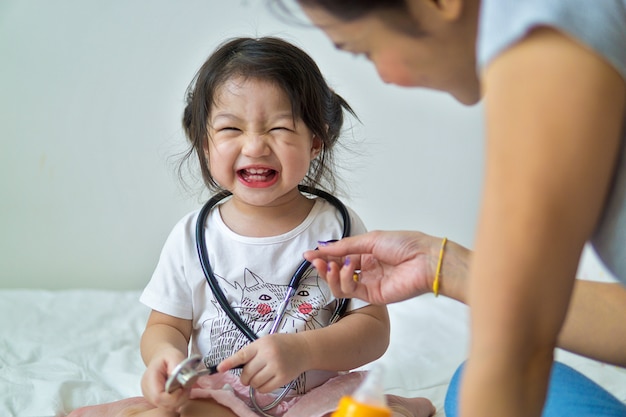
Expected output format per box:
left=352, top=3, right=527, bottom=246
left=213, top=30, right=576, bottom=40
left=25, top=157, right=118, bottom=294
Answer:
left=305, top=230, right=626, bottom=367
left=463, top=27, right=625, bottom=417
left=304, top=230, right=471, bottom=304
left=558, top=281, right=626, bottom=367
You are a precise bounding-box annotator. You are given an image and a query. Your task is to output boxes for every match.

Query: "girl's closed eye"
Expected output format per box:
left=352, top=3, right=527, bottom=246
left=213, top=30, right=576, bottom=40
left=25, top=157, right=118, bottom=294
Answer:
left=270, top=126, right=294, bottom=133
left=214, top=126, right=242, bottom=136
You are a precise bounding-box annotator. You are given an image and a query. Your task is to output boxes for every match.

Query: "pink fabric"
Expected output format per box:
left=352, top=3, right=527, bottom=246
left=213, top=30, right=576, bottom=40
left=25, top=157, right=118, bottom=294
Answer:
left=190, top=371, right=367, bottom=417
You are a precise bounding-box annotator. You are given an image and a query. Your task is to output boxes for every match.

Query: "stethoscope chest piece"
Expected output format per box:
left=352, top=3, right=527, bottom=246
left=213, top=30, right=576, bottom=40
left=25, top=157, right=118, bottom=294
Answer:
left=165, top=354, right=207, bottom=393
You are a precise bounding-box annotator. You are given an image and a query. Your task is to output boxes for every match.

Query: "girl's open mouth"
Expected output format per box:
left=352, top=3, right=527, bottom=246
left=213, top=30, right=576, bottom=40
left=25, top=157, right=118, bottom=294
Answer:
left=237, top=168, right=278, bottom=188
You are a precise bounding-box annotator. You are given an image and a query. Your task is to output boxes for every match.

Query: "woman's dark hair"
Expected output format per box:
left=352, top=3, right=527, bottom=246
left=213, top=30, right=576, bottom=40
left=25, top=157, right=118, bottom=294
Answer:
left=181, top=36, right=356, bottom=194
left=270, top=1, right=421, bottom=37
left=293, top=0, right=407, bottom=22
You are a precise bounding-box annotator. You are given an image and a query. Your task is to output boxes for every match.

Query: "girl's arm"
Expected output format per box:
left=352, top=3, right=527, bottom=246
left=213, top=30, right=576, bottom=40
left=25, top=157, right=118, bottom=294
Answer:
left=139, top=310, right=193, bottom=411
left=219, top=304, right=389, bottom=393
left=140, top=310, right=192, bottom=365
left=297, top=304, right=390, bottom=371
left=462, top=27, right=625, bottom=417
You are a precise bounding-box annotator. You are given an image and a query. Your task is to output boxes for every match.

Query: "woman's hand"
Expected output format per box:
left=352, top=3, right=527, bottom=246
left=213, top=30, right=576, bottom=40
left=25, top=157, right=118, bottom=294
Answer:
left=218, top=333, right=310, bottom=393
left=141, top=348, right=189, bottom=412
left=304, top=230, right=470, bottom=304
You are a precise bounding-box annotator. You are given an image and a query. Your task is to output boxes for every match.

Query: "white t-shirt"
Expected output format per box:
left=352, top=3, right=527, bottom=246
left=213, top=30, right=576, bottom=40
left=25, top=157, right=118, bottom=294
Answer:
left=140, top=196, right=368, bottom=394
left=477, top=0, right=626, bottom=282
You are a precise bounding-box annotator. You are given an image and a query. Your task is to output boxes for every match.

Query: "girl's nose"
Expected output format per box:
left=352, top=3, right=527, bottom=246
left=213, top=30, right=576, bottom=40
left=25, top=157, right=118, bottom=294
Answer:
left=241, top=134, right=271, bottom=157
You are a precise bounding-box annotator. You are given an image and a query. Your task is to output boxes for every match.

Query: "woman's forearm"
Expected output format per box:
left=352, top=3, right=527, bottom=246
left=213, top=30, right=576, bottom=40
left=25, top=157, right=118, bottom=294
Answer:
left=558, top=280, right=626, bottom=367
left=435, top=239, right=472, bottom=303
left=438, top=245, right=626, bottom=368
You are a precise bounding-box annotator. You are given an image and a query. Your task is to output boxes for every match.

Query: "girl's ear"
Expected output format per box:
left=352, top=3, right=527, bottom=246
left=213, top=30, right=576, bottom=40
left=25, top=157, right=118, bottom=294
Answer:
left=202, top=139, right=211, bottom=165
left=310, top=135, right=323, bottom=159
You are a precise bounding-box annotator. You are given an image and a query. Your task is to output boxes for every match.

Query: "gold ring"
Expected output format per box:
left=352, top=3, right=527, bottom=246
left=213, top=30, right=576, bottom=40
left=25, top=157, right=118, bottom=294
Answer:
left=352, top=270, right=361, bottom=282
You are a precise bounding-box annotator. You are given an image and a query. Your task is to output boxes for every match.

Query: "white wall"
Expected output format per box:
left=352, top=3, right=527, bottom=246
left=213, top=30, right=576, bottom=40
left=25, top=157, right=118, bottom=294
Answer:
left=0, top=0, right=484, bottom=290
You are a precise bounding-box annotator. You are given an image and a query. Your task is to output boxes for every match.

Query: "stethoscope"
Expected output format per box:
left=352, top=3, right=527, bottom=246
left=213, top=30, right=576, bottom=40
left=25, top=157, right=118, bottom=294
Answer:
left=165, top=185, right=352, bottom=416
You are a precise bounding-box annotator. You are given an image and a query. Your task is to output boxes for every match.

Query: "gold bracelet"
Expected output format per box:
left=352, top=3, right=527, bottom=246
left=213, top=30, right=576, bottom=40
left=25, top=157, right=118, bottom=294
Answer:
left=433, top=237, right=448, bottom=297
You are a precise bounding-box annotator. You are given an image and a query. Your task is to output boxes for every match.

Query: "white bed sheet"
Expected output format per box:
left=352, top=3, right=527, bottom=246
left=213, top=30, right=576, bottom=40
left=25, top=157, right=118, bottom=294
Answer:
left=1, top=288, right=625, bottom=417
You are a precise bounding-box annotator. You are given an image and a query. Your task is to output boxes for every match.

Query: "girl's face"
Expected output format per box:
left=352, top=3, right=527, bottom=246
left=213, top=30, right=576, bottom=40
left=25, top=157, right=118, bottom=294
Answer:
left=301, top=1, right=481, bottom=105
left=207, top=77, right=321, bottom=209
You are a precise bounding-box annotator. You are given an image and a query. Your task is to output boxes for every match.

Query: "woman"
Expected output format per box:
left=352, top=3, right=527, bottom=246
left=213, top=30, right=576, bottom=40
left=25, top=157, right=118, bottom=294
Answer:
left=307, top=233, right=626, bottom=416
left=282, top=1, right=626, bottom=416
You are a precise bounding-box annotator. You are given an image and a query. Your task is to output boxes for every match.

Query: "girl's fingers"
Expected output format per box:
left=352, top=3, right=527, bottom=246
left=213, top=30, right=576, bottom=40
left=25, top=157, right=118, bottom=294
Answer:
left=248, top=368, right=277, bottom=393
left=218, top=347, right=252, bottom=374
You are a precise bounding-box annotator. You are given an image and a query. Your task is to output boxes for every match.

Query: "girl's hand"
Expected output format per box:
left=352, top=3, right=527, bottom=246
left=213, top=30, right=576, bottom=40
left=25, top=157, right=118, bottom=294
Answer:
left=304, top=230, right=469, bottom=304
left=218, top=333, right=309, bottom=393
left=141, top=348, right=189, bottom=411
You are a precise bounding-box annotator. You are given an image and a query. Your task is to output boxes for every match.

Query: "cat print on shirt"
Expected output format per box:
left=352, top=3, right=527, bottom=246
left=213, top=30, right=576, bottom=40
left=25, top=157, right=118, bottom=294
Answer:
left=202, top=267, right=336, bottom=394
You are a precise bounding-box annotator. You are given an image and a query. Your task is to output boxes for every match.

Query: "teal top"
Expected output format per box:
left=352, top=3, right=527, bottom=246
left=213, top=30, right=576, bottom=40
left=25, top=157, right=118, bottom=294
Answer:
left=477, top=0, right=626, bottom=282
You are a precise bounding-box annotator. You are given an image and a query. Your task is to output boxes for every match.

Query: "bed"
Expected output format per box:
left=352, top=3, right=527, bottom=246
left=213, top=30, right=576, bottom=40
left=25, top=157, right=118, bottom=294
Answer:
left=2, top=250, right=626, bottom=417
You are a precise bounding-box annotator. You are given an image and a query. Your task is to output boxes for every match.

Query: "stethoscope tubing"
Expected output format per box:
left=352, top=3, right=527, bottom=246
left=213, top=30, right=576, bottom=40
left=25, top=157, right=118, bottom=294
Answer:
left=193, top=185, right=352, bottom=414
left=196, top=189, right=259, bottom=342
left=195, top=185, right=351, bottom=342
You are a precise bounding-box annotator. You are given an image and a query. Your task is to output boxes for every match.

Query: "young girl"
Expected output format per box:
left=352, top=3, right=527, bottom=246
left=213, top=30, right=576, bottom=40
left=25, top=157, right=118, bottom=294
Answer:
left=68, top=37, right=434, bottom=417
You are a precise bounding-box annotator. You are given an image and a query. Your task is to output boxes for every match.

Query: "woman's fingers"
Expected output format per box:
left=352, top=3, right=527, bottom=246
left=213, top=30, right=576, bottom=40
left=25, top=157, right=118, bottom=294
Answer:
left=305, top=234, right=375, bottom=261
left=338, top=258, right=360, bottom=295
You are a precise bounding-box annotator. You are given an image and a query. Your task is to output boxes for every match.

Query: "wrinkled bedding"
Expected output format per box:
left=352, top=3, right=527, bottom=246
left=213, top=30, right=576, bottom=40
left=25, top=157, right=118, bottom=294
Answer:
left=0, top=283, right=624, bottom=417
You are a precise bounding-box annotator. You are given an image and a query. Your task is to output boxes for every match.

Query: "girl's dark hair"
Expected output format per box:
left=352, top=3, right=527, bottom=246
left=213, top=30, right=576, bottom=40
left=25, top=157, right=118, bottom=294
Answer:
left=181, top=36, right=356, bottom=194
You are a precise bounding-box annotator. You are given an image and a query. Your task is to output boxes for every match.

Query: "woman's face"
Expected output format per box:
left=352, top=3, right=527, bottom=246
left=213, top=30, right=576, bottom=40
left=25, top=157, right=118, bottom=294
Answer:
left=301, top=1, right=481, bottom=105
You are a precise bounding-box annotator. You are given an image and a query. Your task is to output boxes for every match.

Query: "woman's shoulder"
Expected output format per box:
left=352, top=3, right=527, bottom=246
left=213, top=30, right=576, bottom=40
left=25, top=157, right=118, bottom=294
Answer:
left=478, top=0, right=626, bottom=80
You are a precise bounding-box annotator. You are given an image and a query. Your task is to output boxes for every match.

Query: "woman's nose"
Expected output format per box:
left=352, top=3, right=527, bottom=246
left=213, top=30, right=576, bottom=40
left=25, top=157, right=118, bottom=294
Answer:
left=241, top=134, right=271, bottom=157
